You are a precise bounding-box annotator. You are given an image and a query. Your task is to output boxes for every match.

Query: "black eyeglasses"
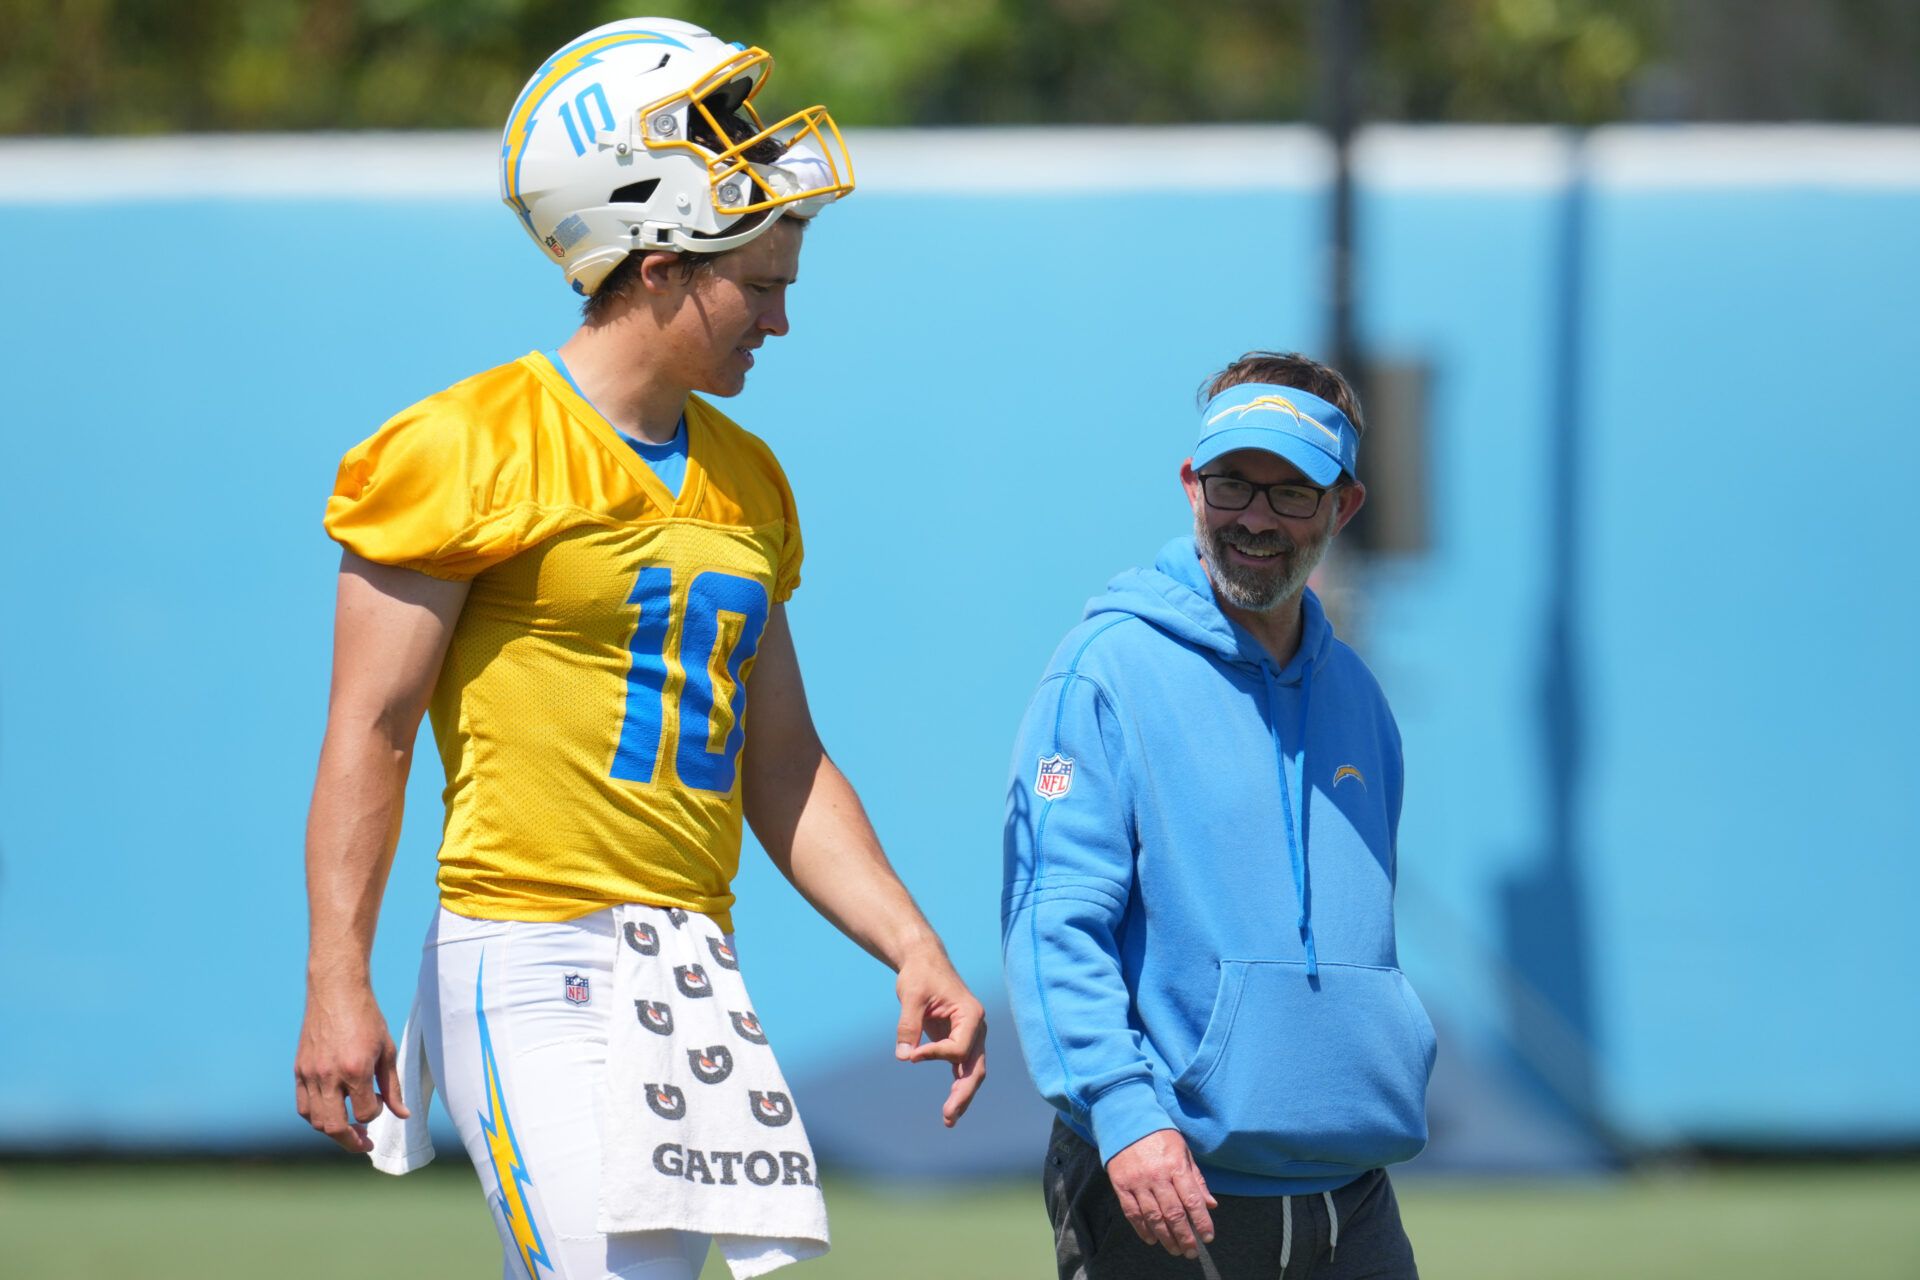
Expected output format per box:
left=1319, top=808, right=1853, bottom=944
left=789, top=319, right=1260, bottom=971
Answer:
left=1197, top=473, right=1336, bottom=519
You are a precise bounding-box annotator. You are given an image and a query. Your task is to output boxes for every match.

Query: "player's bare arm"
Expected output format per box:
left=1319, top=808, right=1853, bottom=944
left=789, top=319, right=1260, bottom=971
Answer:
left=295, top=551, right=468, bottom=1153
left=742, top=604, right=987, bottom=1127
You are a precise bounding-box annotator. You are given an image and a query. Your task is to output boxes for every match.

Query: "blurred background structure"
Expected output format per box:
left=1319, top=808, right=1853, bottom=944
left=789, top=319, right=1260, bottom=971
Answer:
left=3, top=2, right=1918, bottom=1277
left=6, top=0, right=1919, bottom=131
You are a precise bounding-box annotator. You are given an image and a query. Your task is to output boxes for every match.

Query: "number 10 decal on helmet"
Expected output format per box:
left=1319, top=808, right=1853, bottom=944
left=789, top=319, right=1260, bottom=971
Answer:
left=500, top=17, right=855, bottom=295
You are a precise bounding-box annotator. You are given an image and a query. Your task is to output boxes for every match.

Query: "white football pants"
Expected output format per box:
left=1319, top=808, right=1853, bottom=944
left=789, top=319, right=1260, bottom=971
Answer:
left=417, top=906, right=713, bottom=1279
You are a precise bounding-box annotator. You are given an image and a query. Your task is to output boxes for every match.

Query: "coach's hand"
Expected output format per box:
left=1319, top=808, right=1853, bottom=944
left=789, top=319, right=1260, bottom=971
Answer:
left=893, top=953, right=987, bottom=1127
left=294, top=980, right=409, bottom=1154
left=1107, top=1128, right=1217, bottom=1258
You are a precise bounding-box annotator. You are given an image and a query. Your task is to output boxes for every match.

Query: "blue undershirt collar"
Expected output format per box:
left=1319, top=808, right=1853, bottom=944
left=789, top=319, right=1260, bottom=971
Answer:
left=546, top=348, right=688, bottom=497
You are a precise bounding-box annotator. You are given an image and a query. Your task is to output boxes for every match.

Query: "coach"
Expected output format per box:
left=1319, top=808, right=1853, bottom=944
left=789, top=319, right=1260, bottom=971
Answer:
left=1003, top=352, right=1435, bottom=1279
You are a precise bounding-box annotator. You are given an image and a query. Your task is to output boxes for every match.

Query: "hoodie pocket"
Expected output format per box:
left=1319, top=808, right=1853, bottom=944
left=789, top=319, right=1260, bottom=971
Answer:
left=1169, top=960, right=1436, bottom=1176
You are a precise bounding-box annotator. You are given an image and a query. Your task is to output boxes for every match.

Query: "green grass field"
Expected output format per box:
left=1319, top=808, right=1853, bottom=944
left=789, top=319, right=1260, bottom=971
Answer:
left=3, top=1160, right=1917, bottom=1278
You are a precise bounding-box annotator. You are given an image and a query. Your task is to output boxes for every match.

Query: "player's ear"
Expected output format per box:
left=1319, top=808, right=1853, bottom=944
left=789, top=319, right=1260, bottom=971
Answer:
left=635, top=250, right=683, bottom=297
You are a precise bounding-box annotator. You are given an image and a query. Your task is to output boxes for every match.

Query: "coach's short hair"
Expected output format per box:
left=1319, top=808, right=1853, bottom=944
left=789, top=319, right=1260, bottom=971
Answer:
left=1198, top=351, right=1366, bottom=438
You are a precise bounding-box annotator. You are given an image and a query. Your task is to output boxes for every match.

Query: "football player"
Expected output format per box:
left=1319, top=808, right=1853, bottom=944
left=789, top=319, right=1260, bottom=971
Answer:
left=293, top=20, right=986, bottom=1278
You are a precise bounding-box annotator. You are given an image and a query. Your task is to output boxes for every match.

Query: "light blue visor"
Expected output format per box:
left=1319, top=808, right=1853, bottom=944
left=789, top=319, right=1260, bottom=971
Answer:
left=1191, top=383, right=1358, bottom=486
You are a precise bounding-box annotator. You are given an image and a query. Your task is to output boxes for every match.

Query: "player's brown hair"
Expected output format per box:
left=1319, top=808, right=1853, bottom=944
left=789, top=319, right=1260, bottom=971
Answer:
left=1198, top=351, right=1366, bottom=437
left=582, top=250, right=703, bottom=323
left=580, top=212, right=807, bottom=324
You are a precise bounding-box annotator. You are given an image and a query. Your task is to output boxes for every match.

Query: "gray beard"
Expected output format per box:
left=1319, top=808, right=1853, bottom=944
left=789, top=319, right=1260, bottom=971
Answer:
left=1195, top=512, right=1333, bottom=613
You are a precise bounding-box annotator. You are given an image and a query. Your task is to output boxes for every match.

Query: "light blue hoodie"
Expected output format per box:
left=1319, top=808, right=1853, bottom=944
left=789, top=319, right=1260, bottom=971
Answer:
left=1002, top=536, right=1436, bottom=1196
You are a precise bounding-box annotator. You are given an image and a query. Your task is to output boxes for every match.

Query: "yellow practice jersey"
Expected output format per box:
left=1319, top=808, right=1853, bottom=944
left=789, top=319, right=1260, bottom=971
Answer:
left=324, top=352, right=803, bottom=931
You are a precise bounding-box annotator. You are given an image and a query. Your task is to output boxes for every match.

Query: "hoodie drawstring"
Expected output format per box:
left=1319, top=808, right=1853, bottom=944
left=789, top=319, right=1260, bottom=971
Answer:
left=1264, top=665, right=1318, bottom=979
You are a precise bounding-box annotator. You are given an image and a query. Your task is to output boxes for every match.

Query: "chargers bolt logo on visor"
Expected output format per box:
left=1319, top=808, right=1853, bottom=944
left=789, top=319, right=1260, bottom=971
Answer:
left=1205, top=393, right=1340, bottom=446
left=1193, top=382, right=1359, bottom=484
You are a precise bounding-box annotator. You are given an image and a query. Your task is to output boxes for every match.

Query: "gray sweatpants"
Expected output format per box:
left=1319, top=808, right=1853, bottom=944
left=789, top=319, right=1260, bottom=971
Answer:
left=1044, top=1119, right=1419, bottom=1280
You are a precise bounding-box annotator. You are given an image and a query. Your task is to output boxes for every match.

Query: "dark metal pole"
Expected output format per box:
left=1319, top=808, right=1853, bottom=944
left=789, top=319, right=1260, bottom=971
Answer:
left=1322, top=0, right=1361, bottom=376
left=1498, top=130, right=1609, bottom=1148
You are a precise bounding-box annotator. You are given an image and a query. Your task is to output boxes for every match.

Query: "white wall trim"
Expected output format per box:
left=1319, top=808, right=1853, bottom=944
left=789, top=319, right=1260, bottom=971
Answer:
left=1, top=125, right=1915, bottom=204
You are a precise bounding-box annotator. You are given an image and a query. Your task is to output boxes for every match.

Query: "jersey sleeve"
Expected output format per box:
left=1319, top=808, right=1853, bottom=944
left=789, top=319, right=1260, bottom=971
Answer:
left=323, top=405, right=530, bottom=580
left=773, top=464, right=803, bottom=603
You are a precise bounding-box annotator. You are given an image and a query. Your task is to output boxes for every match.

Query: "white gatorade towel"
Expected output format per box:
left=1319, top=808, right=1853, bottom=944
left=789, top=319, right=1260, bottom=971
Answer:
left=600, top=902, right=829, bottom=1276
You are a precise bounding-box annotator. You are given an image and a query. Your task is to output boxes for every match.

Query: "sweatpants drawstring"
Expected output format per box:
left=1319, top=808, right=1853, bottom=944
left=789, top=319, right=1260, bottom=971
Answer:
left=1277, top=1189, right=1337, bottom=1275
left=1278, top=1194, right=1293, bottom=1272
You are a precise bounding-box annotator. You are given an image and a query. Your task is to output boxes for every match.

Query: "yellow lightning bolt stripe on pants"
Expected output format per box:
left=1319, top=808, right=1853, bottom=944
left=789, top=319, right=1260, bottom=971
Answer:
left=477, top=955, right=552, bottom=1279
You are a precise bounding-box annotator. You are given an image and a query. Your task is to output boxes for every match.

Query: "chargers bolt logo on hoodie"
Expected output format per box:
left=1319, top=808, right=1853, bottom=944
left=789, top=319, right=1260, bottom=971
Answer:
left=688, top=1045, right=735, bottom=1084
left=635, top=1000, right=675, bottom=1035
left=1333, top=765, right=1367, bottom=789
left=624, top=921, right=660, bottom=955
left=1035, top=753, right=1075, bottom=800
left=675, top=964, right=713, bottom=997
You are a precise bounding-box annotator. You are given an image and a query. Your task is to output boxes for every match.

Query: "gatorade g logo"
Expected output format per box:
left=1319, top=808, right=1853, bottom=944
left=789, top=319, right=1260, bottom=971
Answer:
left=624, top=921, right=660, bottom=955
left=666, top=908, right=689, bottom=929
left=675, top=964, right=713, bottom=998
left=635, top=1000, right=675, bottom=1036
left=730, top=1010, right=768, bottom=1044
left=688, top=1045, right=735, bottom=1084
left=707, top=936, right=739, bottom=970
left=749, top=1090, right=794, bottom=1127
left=645, top=1083, right=688, bottom=1121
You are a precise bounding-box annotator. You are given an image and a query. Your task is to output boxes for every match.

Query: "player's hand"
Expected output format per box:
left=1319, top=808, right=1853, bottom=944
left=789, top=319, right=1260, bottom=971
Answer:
left=294, top=980, right=408, bottom=1154
left=1106, top=1129, right=1217, bottom=1258
left=892, top=954, right=987, bottom=1127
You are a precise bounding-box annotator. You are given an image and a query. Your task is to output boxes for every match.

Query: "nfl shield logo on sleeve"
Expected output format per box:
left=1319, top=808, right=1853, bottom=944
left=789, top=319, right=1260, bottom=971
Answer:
left=563, top=973, right=590, bottom=1005
left=1035, top=753, right=1075, bottom=800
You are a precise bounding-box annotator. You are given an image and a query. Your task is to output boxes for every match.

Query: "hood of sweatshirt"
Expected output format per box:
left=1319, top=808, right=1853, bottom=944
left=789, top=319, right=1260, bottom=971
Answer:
left=1086, top=536, right=1333, bottom=685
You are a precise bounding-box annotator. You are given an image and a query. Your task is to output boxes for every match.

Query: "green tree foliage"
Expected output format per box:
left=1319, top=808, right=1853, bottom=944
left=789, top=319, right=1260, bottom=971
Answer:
left=2, top=1, right=1904, bottom=136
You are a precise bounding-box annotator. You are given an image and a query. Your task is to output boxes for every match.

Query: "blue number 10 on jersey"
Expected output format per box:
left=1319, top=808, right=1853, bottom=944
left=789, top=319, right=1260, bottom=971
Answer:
left=612, top=566, right=770, bottom=794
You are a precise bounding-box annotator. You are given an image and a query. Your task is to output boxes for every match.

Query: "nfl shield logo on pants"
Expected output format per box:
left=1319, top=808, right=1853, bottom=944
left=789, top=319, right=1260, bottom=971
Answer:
left=563, top=973, right=590, bottom=1005
left=1035, top=753, right=1075, bottom=800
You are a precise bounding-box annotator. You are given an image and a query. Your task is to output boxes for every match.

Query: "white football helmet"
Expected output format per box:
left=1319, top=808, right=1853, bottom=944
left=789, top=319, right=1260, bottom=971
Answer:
left=500, top=17, right=855, bottom=295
